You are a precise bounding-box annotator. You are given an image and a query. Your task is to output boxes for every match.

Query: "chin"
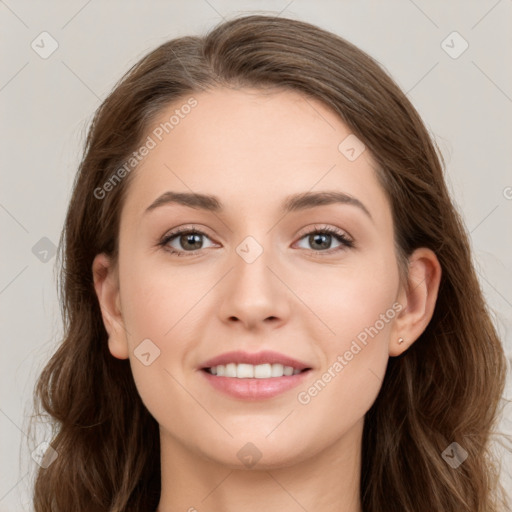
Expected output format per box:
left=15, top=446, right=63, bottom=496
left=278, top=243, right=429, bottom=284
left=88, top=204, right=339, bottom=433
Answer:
left=205, top=437, right=313, bottom=471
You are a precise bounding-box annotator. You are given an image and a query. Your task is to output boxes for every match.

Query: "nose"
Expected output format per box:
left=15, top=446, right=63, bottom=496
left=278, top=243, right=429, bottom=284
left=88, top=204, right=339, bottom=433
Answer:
left=217, top=237, right=290, bottom=331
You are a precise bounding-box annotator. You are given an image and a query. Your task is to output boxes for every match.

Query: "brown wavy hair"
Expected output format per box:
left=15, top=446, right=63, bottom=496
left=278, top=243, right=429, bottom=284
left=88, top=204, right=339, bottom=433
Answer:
left=30, top=13, right=511, bottom=512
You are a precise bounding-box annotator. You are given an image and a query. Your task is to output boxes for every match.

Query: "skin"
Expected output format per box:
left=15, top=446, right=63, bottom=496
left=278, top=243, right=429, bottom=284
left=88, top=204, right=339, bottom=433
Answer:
left=93, top=87, right=441, bottom=512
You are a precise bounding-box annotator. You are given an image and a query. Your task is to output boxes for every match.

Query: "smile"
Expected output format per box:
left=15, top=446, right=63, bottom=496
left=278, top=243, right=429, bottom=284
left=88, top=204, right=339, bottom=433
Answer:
left=205, top=363, right=306, bottom=378
left=201, top=366, right=312, bottom=400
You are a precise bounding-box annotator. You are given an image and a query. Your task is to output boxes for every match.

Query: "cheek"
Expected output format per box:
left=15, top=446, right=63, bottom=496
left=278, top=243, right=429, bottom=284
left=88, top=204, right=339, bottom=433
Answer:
left=118, top=261, right=195, bottom=429
left=119, top=255, right=199, bottom=342
left=117, top=256, right=207, bottom=390
left=293, top=251, right=398, bottom=412
left=295, top=247, right=399, bottom=343
left=294, top=294, right=394, bottom=445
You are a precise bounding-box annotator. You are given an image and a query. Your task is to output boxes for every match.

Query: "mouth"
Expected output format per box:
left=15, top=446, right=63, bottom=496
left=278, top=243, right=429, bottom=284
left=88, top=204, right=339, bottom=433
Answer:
left=200, top=364, right=313, bottom=400
left=202, top=363, right=312, bottom=378
left=198, top=350, right=313, bottom=399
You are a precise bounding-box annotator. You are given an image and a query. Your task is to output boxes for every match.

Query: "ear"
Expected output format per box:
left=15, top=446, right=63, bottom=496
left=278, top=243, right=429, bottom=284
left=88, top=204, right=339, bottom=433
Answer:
left=92, top=253, right=129, bottom=360
left=389, top=247, right=442, bottom=357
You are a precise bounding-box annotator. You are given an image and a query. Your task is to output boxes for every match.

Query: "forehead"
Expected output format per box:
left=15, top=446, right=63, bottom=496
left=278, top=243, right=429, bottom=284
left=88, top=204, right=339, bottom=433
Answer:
left=122, top=87, right=391, bottom=227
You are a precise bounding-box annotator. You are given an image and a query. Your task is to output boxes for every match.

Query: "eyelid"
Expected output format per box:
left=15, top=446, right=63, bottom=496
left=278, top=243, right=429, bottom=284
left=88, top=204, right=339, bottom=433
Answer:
left=161, top=224, right=214, bottom=240
left=294, top=223, right=352, bottom=242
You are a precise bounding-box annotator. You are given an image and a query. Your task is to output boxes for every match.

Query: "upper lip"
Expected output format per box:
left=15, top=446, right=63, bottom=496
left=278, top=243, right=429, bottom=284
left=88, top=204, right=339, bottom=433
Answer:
left=200, top=350, right=312, bottom=371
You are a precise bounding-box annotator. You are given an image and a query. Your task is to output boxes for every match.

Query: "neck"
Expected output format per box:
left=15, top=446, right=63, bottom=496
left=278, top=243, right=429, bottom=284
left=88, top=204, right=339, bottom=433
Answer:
left=156, top=418, right=364, bottom=512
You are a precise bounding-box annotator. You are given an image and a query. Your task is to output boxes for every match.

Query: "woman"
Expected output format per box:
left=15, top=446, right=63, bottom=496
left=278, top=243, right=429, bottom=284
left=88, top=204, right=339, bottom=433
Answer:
left=31, top=14, right=511, bottom=512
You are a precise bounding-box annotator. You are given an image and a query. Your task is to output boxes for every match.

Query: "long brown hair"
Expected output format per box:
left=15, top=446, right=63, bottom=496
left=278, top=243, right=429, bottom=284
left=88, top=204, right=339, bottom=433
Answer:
left=30, top=14, right=511, bottom=512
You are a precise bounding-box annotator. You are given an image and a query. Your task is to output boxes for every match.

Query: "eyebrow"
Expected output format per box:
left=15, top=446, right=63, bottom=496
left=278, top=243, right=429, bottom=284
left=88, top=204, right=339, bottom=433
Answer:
left=145, top=190, right=373, bottom=222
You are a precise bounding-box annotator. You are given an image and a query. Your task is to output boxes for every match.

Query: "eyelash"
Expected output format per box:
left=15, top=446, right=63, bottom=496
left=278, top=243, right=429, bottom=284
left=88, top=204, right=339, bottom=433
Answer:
left=158, top=224, right=354, bottom=257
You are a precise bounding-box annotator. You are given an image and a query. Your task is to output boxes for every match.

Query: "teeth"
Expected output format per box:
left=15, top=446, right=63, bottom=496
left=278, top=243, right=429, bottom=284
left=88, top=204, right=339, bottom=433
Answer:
left=271, top=363, right=284, bottom=377
left=207, top=363, right=302, bottom=378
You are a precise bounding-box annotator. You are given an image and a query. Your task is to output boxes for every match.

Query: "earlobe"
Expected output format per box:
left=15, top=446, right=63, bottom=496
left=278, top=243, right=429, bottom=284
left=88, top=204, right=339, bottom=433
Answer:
left=389, top=248, right=442, bottom=357
left=92, top=253, right=129, bottom=360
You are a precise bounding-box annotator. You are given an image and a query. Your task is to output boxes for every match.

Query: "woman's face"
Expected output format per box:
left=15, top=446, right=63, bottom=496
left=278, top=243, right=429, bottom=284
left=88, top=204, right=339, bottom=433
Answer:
left=97, top=87, right=407, bottom=468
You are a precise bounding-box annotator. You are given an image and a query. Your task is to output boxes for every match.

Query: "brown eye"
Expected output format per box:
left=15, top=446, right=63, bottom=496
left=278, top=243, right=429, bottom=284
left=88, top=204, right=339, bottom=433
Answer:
left=159, top=228, right=216, bottom=256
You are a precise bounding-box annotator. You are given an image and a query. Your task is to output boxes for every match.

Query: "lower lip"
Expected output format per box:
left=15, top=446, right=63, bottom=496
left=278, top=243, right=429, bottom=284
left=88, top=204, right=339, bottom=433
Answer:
left=200, top=369, right=311, bottom=400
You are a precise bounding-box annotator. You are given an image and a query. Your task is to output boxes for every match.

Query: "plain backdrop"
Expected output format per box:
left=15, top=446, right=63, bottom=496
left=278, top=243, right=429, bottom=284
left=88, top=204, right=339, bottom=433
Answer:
left=1, top=1, right=511, bottom=510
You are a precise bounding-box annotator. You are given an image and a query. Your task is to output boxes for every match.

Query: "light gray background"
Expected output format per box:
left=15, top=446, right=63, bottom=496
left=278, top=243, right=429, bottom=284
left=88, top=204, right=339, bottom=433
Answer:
left=1, top=1, right=511, bottom=510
